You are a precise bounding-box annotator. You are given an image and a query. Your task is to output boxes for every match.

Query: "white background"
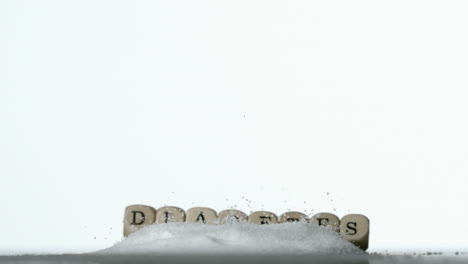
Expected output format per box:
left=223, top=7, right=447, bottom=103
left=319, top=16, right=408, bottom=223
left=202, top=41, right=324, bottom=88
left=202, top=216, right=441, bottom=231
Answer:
left=1, top=0, right=468, bottom=254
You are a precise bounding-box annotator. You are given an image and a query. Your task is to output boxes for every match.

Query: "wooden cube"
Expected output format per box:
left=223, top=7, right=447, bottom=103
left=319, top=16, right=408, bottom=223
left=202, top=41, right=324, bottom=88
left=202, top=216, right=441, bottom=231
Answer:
left=310, top=212, right=340, bottom=232
left=279, top=211, right=308, bottom=223
left=186, top=207, right=218, bottom=224
left=123, top=204, right=156, bottom=237
left=156, top=206, right=186, bottom=223
left=248, top=211, right=278, bottom=224
left=218, top=209, right=248, bottom=224
left=340, top=214, right=370, bottom=250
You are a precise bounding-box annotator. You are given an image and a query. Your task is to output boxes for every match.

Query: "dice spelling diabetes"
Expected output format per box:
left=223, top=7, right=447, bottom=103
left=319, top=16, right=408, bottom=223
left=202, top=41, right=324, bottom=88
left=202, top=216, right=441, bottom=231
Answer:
left=123, top=204, right=370, bottom=251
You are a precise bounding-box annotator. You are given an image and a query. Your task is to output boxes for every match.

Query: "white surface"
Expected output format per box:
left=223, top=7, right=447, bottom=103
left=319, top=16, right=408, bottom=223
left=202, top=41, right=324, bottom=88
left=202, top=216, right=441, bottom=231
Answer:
left=1, top=0, right=468, bottom=254
left=98, top=222, right=363, bottom=255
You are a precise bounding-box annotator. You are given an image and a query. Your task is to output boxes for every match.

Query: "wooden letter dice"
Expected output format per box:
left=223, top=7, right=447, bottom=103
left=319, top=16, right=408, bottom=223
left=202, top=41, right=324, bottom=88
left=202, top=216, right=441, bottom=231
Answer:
left=123, top=204, right=156, bottom=237
left=186, top=207, right=218, bottom=224
left=340, top=214, right=370, bottom=250
left=156, top=206, right=186, bottom=223
left=310, top=212, right=340, bottom=232
left=279, top=211, right=308, bottom=223
left=248, top=211, right=278, bottom=224
left=218, top=209, right=248, bottom=224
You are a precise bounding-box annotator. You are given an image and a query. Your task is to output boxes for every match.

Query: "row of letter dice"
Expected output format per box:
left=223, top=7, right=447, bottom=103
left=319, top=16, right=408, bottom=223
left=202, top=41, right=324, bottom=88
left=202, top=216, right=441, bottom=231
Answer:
left=123, top=205, right=370, bottom=250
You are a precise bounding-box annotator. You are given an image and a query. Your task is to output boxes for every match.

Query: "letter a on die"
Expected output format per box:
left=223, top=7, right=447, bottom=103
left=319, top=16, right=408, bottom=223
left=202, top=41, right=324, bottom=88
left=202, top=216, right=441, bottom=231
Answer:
left=186, top=207, right=218, bottom=224
left=340, top=214, right=370, bottom=250
left=156, top=206, right=186, bottom=223
left=123, top=204, right=156, bottom=237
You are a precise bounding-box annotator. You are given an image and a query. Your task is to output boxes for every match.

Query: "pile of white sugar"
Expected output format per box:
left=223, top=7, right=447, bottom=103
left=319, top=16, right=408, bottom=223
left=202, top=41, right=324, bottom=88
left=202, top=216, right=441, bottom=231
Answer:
left=97, top=222, right=364, bottom=255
